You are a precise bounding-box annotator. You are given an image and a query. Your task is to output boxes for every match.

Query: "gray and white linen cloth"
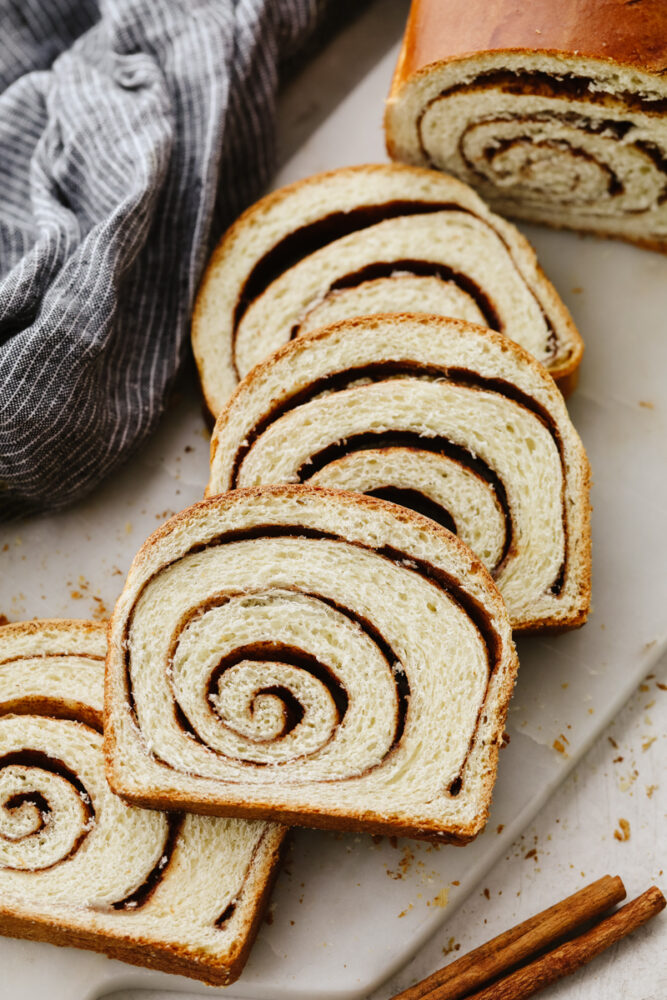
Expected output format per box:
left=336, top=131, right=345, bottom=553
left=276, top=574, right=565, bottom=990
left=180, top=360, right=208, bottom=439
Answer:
left=0, top=0, right=329, bottom=518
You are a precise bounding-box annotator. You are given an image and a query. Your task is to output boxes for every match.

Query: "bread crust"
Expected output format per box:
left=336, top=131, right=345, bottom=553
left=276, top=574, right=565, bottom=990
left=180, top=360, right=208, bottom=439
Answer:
left=390, top=0, right=667, bottom=88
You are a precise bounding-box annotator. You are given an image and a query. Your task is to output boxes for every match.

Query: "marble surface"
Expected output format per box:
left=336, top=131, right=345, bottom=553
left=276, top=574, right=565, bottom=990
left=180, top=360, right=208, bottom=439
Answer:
left=2, top=2, right=666, bottom=998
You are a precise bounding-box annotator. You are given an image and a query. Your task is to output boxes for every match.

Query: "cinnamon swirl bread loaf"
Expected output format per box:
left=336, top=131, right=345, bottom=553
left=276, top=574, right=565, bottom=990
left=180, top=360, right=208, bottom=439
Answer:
left=105, top=486, right=518, bottom=843
left=192, top=164, right=582, bottom=417
left=207, top=315, right=591, bottom=632
left=0, top=620, right=284, bottom=985
left=385, top=0, right=667, bottom=250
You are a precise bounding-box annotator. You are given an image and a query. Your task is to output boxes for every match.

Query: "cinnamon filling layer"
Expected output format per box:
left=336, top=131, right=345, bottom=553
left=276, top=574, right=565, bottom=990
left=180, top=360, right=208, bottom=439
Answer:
left=318, top=259, right=501, bottom=332
left=418, top=71, right=667, bottom=211
left=111, top=814, right=184, bottom=911
left=123, top=523, right=503, bottom=793
left=233, top=200, right=469, bottom=329
left=366, top=486, right=457, bottom=536
left=227, top=361, right=567, bottom=592
left=230, top=201, right=558, bottom=376
left=298, top=431, right=512, bottom=576
left=168, top=591, right=407, bottom=770
left=0, top=748, right=94, bottom=871
left=437, top=70, right=667, bottom=115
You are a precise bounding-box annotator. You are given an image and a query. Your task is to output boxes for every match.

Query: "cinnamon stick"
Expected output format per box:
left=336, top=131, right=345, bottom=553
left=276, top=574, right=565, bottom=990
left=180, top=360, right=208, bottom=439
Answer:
left=464, top=886, right=665, bottom=1000
left=392, top=875, right=626, bottom=1000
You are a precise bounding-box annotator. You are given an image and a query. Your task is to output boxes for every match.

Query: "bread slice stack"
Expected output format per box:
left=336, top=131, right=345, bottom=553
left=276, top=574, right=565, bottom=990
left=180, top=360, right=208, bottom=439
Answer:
left=192, top=163, right=583, bottom=418
left=2, top=163, right=593, bottom=984
left=0, top=619, right=285, bottom=985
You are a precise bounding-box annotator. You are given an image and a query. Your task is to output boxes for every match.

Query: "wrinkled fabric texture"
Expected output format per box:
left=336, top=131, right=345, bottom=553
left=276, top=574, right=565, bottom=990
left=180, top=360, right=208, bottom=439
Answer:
left=0, top=0, right=327, bottom=518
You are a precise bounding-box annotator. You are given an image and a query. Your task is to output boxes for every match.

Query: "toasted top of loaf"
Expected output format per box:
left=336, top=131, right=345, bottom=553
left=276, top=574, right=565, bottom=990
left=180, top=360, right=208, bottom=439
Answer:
left=390, top=0, right=667, bottom=87
left=192, top=163, right=582, bottom=417
left=105, top=486, right=518, bottom=843
left=0, top=619, right=284, bottom=986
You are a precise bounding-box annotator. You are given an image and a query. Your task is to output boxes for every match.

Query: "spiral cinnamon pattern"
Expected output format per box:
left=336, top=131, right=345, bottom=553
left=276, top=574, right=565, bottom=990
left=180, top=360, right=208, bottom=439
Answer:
left=386, top=56, right=667, bottom=249
left=105, top=486, right=518, bottom=843
left=191, top=164, right=582, bottom=418
left=208, top=315, right=591, bottom=632
left=0, top=620, right=285, bottom=986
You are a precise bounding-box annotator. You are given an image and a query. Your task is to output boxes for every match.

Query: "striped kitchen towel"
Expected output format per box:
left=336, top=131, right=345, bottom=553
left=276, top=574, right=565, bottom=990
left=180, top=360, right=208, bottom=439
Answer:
left=0, top=0, right=332, bottom=518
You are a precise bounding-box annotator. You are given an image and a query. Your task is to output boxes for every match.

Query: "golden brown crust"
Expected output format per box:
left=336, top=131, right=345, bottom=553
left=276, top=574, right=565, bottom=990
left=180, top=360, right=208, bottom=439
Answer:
left=0, top=618, right=107, bottom=646
left=105, top=785, right=484, bottom=846
left=392, top=0, right=667, bottom=87
left=1, top=617, right=286, bottom=987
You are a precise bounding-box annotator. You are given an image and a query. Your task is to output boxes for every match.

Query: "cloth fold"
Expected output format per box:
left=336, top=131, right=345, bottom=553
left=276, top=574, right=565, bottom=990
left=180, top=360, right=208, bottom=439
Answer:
left=0, top=0, right=327, bottom=518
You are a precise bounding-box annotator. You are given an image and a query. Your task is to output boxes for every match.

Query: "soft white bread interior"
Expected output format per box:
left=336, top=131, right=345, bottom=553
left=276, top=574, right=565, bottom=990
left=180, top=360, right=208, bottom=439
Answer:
left=386, top=49, right=667, bottom=251
left=208, top=314, right=591, bottom=632
left=192, top=164, right=582, bottom=417
left=0, top=619, right=284, bottom=986
left=105, top=486, right=518, bottom=843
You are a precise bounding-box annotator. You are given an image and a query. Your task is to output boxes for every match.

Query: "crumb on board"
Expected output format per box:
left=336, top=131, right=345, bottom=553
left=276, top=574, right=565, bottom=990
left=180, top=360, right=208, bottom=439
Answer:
left=426, top=888, right=449, bottom=909
left=386, top=846, right=415, bottom=880
left=442, top=937, right=460, bottom=956
left=483, top=888, right=490, bottom=900
left=638, top=400, right=654, bottom=409
left=608, top=736, right=619, bottom=749
left=524, top=849, right=537, bottom=861
left=646, top=785, right=658, bottom=799
left=613, top=818, right=631, bottom=842
left=496, top=824, right=505, bottom=834
left=642, top=736, right=657, bottom=752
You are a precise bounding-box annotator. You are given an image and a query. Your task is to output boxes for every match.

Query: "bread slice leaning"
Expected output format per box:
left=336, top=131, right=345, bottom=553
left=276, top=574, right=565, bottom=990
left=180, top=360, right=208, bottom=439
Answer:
left=192, top=163, right=583, bottom=418
left=105, top=486, right=518, bottom=844
left=0, top=619, right=285, bottom=986
left=207, top=314, right=591, bottom=632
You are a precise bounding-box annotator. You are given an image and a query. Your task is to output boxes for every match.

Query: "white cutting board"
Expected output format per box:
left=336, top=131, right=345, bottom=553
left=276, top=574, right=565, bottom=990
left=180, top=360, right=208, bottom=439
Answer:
left=2, top=41, right=667, bottom=1000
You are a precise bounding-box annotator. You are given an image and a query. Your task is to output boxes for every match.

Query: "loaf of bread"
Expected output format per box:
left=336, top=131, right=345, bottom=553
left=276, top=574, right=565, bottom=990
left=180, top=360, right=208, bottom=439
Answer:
left=105, top=486, right=518, bottom=844
left=192, top=164, right=583, bottom=418
left=385, top=0, right=667, bottom=250
left=207, top=315, right=591, bottom=632
left=0, top=619, right=285, bottom=985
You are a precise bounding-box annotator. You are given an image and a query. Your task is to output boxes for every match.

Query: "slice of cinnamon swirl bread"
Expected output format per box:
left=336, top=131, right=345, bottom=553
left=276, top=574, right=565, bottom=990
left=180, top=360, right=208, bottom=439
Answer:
left=192, top=164, right=582, bottom=418
left=105, top=486, right=518, bottom=844
left=207, top=315, right=591, bottom=632
left=385, top=0, right=667, bottom=250
left=0, top=619, right=285, bottom=986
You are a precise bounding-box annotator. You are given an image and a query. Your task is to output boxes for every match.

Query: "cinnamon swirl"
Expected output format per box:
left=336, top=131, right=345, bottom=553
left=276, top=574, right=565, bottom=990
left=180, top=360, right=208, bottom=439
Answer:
left=207, top=315, right=591, bottom=632
left=385, top=0, right=667, bottom=250
left=192, top=164, right=582, bottom=418
left=105, top=486, right=518, bottom=843
left=0, top=619, right=284, bottom=985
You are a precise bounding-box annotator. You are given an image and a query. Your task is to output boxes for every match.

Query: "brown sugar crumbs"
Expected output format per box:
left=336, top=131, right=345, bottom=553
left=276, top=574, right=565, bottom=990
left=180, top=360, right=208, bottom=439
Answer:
left=386, top=846, right=414, bottom=880
left=613, top=818, right=631, bottom=842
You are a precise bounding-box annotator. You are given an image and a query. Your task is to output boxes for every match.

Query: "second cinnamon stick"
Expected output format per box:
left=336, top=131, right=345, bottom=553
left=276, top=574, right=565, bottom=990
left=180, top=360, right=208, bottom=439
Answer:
left=392, top=874, right=626, bottom=1000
